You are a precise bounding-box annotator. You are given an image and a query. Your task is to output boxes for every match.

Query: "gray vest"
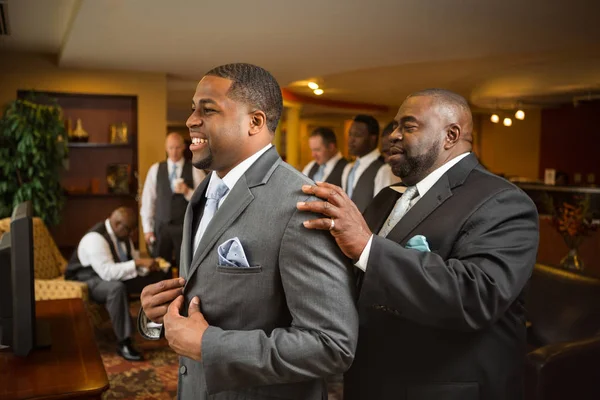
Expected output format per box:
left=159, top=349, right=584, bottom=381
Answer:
left=155, top=160, right=194, bottom=229
left=350, top=158, right=385, bottom=213
left=65, top=221, right=132, bottom=281
left=308, top=158, right=348, bottom=187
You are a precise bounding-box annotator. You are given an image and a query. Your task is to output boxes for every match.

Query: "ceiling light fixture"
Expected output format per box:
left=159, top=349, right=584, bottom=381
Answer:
left=503, top=117, right=513, bottom=127
left=490, top=114, right=500, bottom=123
left=515, top=109, right=525, bottom=120
left=313, top=89, right=324, bottom=95
left=308, top=82, right=319, bottom=90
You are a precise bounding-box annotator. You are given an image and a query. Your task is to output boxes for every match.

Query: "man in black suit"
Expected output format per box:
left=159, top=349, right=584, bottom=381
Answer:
left=299, top=88, right=539, bottom=400
left=301, top=127, right=348, bottom=186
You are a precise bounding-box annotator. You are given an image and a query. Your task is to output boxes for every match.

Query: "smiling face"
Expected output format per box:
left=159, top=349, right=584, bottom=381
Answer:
left=388, top=96, right=446, bottom=185
left=185, top=75, right=253, bottom=177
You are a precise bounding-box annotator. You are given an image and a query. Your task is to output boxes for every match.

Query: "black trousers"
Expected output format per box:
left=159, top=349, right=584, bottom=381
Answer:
left=74, top=268, right=167, bottom=342
left=154, top=222, right=184, bottom=268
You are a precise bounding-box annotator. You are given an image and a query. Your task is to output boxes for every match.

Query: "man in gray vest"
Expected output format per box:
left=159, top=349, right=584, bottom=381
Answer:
left=65, top=207, right=165, bottom=361
left=301, top=127, right=348, bottom=186
left=342, top=115, right=400, bottom=213
left=141, top=133, right=206, bottom=269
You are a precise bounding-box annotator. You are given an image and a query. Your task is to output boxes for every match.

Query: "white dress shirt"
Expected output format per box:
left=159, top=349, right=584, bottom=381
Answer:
left=77, top=219, right=141, bottom=281
left=341, top=148, right=401, bottom=198
left=140, top=158, right=206, bottom=234
left=355, top=152, right=471, bottom=271
left=193, top=144, right=273, bottom=252
left=301, top=152, right=344, bottom=181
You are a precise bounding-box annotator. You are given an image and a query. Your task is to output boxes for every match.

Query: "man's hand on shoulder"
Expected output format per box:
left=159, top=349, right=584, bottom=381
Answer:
left=297, top=181, right=372, bottom=261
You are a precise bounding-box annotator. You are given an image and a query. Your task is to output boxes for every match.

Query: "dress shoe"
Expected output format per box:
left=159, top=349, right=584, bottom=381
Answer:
left=116, top=341, right=144, bottom=362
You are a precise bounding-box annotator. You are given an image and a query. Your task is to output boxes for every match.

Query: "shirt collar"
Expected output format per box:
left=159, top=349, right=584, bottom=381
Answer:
left=104, top=219, right=117, bottom=241
left=324, top=152, right=343, bottom=169
left=356, top=148, right=381, bottom=164
left=167, top=158, right=185, bottom=170
left=415, top=152, right=470, bottom=197
left=206, top=143, right=273, bottom=195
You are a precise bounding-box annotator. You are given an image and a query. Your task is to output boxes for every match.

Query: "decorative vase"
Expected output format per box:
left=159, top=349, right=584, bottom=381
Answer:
left=71, top=118, right=89, bottom=143
left=560, top=247, right=584, bottom=272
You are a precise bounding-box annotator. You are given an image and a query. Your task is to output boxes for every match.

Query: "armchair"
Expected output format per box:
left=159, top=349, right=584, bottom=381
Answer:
left=525, top=264, right=600, bottom=400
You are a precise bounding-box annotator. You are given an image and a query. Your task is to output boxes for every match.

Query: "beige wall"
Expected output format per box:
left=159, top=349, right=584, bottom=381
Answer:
left=0, top=52, right=167, bottom=248
left=478, top=110, right=541, bottom=179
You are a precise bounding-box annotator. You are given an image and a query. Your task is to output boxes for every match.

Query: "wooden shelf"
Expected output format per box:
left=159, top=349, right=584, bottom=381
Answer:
left=65, top=192, right=137, bottom=199
left=67, top=142, right=133, bottom=148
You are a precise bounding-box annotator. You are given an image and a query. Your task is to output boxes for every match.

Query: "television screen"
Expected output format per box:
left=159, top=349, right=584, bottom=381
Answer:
left=0, top=201, right=51, bottom=356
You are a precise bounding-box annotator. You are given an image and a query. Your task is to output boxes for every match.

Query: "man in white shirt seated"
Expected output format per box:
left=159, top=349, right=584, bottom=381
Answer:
left=301, top=127, right=348, bottom=186
left=140, top=132, right=206, bottom=270
left=65, top=207, right=165, bottom=361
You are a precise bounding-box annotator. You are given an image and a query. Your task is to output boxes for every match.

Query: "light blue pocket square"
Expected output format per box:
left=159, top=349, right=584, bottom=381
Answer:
left=405, top=235, right=431, bottom=252
left=218, top=237, right=250, bottom=267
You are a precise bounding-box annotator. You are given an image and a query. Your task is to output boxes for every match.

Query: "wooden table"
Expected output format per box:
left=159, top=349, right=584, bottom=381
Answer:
left=0, top=298, right=109, bottom=399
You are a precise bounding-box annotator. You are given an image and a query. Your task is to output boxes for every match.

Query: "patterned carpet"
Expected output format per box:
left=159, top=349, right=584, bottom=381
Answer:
left=94, top=304, right=343, bottom=399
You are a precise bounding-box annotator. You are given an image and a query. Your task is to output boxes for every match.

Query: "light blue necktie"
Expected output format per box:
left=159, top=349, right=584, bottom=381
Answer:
left=193, top=177, right=229, bottom=255
left=116, top=240, right=129, bottom=262
left=313, top=164, right=326, bottom=182
left=346, top=160, right=360, bottom=198
left=169, top=164, right=178, bottom=192
left=379, top=186, right=419, bottom=237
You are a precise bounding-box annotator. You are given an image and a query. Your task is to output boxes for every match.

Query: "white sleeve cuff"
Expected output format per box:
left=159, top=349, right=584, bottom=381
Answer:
left=138, top=310, right=163, bottom=340
left=354, top=235, right=374, bottom=272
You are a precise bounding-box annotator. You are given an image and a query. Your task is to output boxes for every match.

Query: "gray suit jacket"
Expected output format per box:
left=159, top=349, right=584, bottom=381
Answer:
left=177, top=147, right=358, bottom=399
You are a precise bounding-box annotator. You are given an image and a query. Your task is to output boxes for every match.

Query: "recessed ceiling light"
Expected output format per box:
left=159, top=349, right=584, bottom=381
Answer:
left=314, top=89, right=324, bottom=95
left=308, top=82, right=319, bottom=90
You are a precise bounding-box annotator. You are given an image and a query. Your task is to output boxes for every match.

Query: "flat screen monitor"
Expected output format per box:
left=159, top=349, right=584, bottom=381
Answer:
left=0, top=201, right=50, bottom=356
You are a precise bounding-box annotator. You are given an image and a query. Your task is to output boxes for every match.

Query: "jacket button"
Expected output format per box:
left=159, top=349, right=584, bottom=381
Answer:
left=180, top=365, right=187, bottom=375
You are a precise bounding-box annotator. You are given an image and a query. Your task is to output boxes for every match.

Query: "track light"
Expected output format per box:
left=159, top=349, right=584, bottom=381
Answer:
left=313, top=89, right=324, bottom=95
left=490, top=114, right=500, bottom=123
left=308, top=82, right=319, bottom=90
left=515, top=109, right=525, bottom=120
left=503, top=117, right=512, bottom=127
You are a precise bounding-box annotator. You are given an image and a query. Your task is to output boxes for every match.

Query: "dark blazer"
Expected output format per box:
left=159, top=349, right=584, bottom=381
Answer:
left=177, top=147, right=358, bottom=399
left=344, top=153, right=539, bottom=400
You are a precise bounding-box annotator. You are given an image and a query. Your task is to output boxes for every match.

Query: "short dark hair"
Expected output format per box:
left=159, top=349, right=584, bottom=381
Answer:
left=353, top=114, right=380, bottom=137
left=310, top=127, right=338, bottom=147
left=205, top=63, right=283, bottom=133
left=382, top=121, right=395, bottom=137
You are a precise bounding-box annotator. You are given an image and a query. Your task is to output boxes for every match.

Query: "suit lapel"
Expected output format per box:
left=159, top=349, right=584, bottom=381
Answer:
left=385, top=153, right=480, bottom=244
left=386, top=175, right=452, bottom=244
left=186, top=147, right=282, bottom=281
left=180, top=176, right=210, bottom=278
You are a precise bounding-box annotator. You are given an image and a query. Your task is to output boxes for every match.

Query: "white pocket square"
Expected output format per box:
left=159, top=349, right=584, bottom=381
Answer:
left=218, top=237, right=250, bottom=268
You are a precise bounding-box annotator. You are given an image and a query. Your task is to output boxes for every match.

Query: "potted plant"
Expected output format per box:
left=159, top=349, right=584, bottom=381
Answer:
left=0, top=94, right=68, bottom=226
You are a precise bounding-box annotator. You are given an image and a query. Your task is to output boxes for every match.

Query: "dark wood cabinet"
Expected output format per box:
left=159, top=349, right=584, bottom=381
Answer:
left=18, top=91, right=140, bottom=257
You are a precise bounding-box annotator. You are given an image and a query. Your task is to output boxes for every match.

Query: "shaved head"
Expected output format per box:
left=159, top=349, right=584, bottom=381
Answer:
left=165, top=132, right=186, bottom=162
left=109, top=207, right=137, bottom=240
left=407, top=88, right=473, bottom=146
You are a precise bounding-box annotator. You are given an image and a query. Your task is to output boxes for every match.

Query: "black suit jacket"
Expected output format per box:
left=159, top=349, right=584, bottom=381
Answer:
left=344, top=154, right=539, bottom=400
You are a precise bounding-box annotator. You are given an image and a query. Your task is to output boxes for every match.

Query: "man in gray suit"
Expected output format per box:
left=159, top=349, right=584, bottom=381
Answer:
left=299, top=89, right=539, bottom=399
left=138, top=63, right=358, bottom=399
